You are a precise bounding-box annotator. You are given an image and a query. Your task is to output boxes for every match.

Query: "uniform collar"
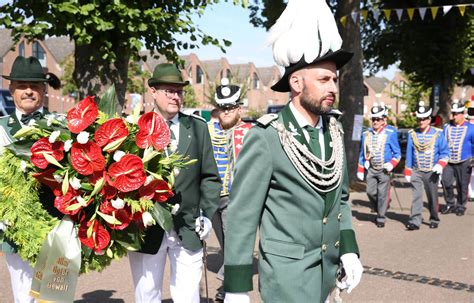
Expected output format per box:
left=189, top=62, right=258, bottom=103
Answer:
left=289, top=102, right=323, bottom=129
left=15, top=107, right=44, bottom=126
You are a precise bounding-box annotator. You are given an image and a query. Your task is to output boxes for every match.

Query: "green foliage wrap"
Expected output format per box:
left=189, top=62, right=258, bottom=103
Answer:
left=0, top=150, right=59, bottom=265
left=0, top=149, right=140, bottom=273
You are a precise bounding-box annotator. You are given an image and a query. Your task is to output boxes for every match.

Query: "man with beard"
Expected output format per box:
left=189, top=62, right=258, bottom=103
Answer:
left=207, top=79, right=252, bottom=301
left=223, top=1, right=363, bottom=302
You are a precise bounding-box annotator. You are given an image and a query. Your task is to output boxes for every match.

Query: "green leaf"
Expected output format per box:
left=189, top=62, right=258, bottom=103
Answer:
left=97, top=211, right=122, bottom=225
left=90, top=177, right=105, bottom=196
left=43, top=153, right=64, bottom=168
left=103, top=136, right=127, bottom=152
left=98, top=85, right=118, bottom=117
left=62, top=170, right=69, bottom=196
left=150, top=203, right=173, bottom=233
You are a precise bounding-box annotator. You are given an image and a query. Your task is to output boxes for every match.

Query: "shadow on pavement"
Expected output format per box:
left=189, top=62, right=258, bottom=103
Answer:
left=74, top=290, right=123, bottom=302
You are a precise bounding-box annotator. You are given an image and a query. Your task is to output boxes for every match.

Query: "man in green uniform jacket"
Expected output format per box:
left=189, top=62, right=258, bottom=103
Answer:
left=223, top=1, right=363, bottom=302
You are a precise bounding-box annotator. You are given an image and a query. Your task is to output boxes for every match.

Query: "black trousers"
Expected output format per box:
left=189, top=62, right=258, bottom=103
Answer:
left=442, top=160, right=472, bottom=211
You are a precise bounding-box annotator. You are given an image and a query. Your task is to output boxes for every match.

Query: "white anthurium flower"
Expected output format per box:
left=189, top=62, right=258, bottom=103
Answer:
left=113, top=150, right=126, bottom=162
left=64, top=139, right=73, bottom=152
left=144, top=175, right=154, bottom=186
left=111, top=197, right=125, bottom=210
left=94, top=250, right=105, bottom=256
left=69, top=177, right=81, bottom=190
left=173, top=167, right=180, bottom=177
left=53, top=174, right=63, bottom=183
left=20, top=160, right=27, bottom=173
left=77, top=131, right=90, bottom=144
left=49, top=130, right=61, bottom=143
left=142, top=211, right=155, bottom=227
left=170, top=140, right=178, bottom=153
left=76, top=196, right=88, bottom=207
left=171, top=204, right=180, bottom=215
left=0, top=221, right=7, bottom=231
left=126, top=115, right=138, bottom=124
left=46, top=114, right=55, bottom=126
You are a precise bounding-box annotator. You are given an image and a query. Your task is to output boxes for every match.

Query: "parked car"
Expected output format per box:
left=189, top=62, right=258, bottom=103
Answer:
left=0, top=89, right=15, bottom=116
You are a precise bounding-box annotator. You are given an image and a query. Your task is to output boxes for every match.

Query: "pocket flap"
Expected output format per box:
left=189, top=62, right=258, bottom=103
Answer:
left=262, top=239, right=305, bottom=260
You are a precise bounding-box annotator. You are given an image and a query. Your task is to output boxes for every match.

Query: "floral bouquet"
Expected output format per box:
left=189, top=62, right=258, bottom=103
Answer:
left=0, top=86, right=194, bottom=274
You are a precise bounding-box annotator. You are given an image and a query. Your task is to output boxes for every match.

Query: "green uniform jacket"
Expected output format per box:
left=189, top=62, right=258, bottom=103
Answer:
left=140, top=113, right=221, bottom=253
left=224, top=105, right=359, bottom=303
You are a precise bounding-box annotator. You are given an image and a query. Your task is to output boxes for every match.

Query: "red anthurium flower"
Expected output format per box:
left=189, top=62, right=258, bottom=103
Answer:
left=33, top=168, right=61, bottom=196
left=67, top=96, right=99, bottom=133
left=139, top=179, right=174, bottom=203
left=78, top=219, right=110, bottom=253
left=30, top=138, right=64, bottom=169
left=107, top=154, right=146, bottom=192
left=95, top=118, right=129, bottom=150
left=70, top=141, right=106, bottom=175
left=99, top=200, right=132, bottom=230
left=54, top=187, right=88, bottom=215
left=135, top=112, right=170, bottom=151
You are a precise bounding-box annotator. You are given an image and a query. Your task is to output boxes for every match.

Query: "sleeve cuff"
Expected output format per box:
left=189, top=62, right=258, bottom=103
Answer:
left=437, top=160, right=447, bottom=168
left=390, top=159, right=399, bottom=167
left=224, top=264, right=254, bottom=292
left=339, top=229, right=359, bottom=257
left=404, top=168, right=412, bottom=176
left=357, top=164, right=365, bottom=173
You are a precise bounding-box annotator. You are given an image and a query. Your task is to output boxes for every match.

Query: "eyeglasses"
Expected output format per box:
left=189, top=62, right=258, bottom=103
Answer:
left=417, top=117, right=430, bottom=121
left=221, top=106, right=239, bottom=113
left=371, top=118, right=383, bottom=122
left=160, top=88, right=184, bottom=98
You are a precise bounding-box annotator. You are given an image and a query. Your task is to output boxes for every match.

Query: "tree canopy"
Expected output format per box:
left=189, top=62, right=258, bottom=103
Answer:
left=0, top=0, right=247, bottom=110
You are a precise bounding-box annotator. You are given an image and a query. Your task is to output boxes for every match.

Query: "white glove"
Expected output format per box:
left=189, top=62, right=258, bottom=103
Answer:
left=383, top=162, right=394, bottom=172
left=195, top=216, right=212, bottom=240
left=224, top=292, right=250, bottom=303
left=364, top=161, right=370, bottom=170
left=405, top=175, right=411, bottom=183
left=340, top=253, right=363, bottom=294
left=432, top=164, right=443, bottom=175
left=356, top=172, right=364, bottom=181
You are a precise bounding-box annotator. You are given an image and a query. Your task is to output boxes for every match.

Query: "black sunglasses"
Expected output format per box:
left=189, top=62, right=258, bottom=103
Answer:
left=417, top=117, right=430, bottom=121
left=371, top=118, right=383, bottom=122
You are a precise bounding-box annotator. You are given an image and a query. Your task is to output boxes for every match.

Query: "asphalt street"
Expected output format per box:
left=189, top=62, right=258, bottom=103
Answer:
left=1, top=174, right=473, bottom=302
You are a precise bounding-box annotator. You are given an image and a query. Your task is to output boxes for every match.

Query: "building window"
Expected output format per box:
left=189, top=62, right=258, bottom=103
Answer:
left=399, top=80, right=406, bottom=95
left=19, top=41, right=25, bottom=57
left=32, top=41, right=46, bottom=67
left=252, top=73, right=259, bottom=89
left=196, top=66, right=204, bottom=84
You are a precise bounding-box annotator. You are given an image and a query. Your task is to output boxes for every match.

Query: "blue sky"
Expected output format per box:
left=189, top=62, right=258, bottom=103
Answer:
left=178, top=2, right=275, bottom=67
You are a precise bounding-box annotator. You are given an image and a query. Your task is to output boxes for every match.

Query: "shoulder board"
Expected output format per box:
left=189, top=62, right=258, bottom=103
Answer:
left=385, top=128, right=395, bottom=133
left=190, top=114, right=206, bottom=122
left=433, top=127, right=442, bottom=132
left=408, top=129, right=414, bottom=134
left=256, top=113, right=278, bottom=127
left=328, top=109, right=342, bottom=119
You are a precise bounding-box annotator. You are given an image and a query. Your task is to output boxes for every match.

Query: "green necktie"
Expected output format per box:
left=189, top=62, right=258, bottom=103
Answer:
left=167, top=120, right=176, bottom=140
left=305, top=125, right=321, bottom=158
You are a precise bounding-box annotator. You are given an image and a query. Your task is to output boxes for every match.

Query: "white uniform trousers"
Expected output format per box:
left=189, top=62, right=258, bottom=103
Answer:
left=128, top=229, right=203, bottom=303
left=5, top=253, right=35, bottom=303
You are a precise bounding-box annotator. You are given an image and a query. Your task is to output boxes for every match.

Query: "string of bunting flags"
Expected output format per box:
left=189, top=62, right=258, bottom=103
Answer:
left=340, top=3, right=474, bottom=26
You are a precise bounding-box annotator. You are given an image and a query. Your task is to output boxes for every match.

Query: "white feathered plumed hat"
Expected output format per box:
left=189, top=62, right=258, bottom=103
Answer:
left=369, top=103, right=386, bottom=119
left=415, top=101, right=432, bottom=118
left=215, top=78, right=242, bottom=108
left=267, top=0, right=353, bottom=92
left=451, top=99, right=465, bottom=113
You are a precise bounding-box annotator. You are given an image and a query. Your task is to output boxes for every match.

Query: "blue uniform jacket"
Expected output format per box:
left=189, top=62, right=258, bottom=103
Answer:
left=358, top=126, right=401, bottom=172
left=405, top=127, right=449, bottom=172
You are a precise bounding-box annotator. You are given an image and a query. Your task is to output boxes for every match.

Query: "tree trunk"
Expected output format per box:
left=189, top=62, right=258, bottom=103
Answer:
left=437, top=76, right=454, bottom=124
left=73, top=41, right=130, bottom=114
left=336, top=0, right=365, bottom=186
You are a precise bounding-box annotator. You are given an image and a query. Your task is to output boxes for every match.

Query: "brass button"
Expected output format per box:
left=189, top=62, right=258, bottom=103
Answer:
left=335, top=241, right=340, bottom=248
left=322, top=244, right=327, bottom=252
left=323, top=217, right=328, bottom=224
left=337, top=213, right=342, bottom=221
